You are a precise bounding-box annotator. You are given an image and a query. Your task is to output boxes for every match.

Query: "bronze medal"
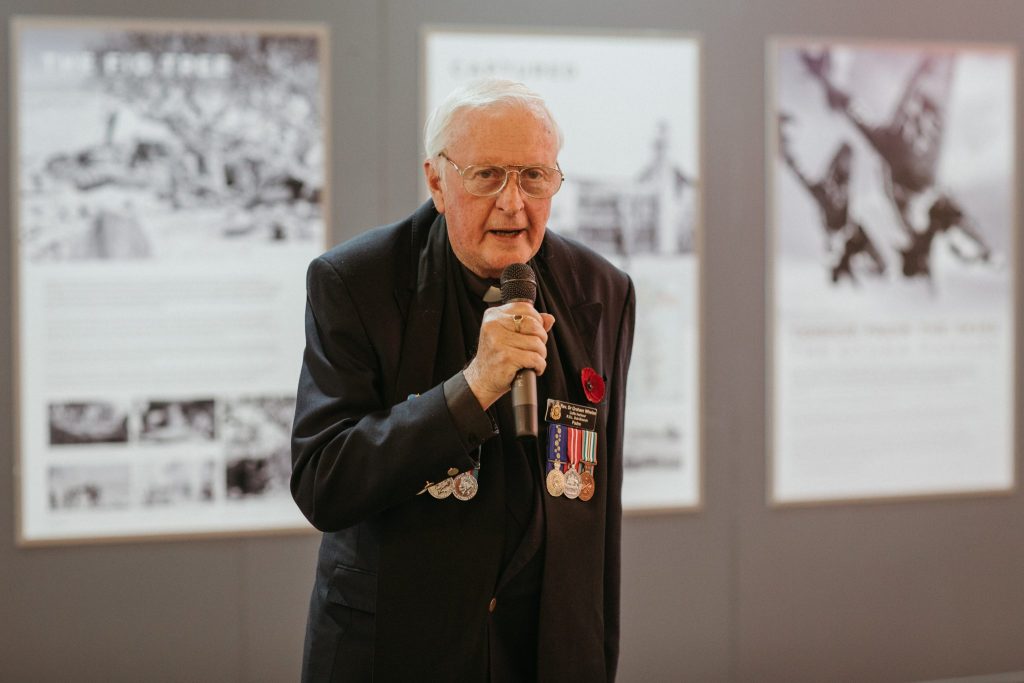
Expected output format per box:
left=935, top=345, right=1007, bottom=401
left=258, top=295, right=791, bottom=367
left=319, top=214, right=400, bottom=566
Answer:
left=428, top=477, right=454, bottom=499
left=452, top=471, right=478, bottom=501
left=546, top=468, right=565, bottom=497
left=563, top=468, right=581, bottom=499
left=579, top=470, right=595, bottom=501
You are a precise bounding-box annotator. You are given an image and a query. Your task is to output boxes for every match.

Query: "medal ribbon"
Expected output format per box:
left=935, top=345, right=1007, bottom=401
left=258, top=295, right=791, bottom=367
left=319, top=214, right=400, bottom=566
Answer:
left=582, top=430, right=597, bottom=471
left=566, top=426, right=583, bottom=474
left=547, top=423, right=567, bottom=473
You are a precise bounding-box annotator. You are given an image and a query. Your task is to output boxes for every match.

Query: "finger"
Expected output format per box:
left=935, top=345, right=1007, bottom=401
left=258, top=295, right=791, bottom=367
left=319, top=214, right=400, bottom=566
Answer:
left=466, top=342, right=547, bottom=395
left=501, top=311, right=549, bottom=339
left=506, top=319, right=548, bottom=348
left=497, top=302, right=545, bottom=326
left=515, top=334, right=548, bottom=357
left=482, top=306, right=541, bottom=334
left=504, top=346, right=548, bottom=377
left=539, top=313, right=555, bottom=332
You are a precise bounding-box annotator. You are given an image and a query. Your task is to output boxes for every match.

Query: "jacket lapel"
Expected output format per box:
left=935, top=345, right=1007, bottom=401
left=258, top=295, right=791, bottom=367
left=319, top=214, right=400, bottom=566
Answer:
left=534, top=235, right=603, bottom=407
left=392, top=207, right=449, bottom=404
left=533, top=235, right=612, bottom=681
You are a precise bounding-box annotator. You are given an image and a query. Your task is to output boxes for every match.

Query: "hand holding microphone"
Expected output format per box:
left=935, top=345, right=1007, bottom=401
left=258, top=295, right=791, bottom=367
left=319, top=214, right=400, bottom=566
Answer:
left=500, top=263, right=545, bottom=439
left=463, top=263, right=555, bottom=437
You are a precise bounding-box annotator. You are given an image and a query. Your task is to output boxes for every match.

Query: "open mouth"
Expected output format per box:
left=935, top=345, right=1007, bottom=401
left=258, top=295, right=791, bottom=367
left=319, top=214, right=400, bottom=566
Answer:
left=489, top=228, right=526, bottom=237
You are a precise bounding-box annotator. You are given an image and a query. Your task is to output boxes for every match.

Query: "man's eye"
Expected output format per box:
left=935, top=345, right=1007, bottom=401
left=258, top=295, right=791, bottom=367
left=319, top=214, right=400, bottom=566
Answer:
left=471, top=167, right=502, bottom=180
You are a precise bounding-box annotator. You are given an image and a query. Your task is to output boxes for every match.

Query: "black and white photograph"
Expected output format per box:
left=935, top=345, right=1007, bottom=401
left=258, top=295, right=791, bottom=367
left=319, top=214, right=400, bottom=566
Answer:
left=140, top=459, right=216, bottom=506
left=16, top=21, right=326, bottom=262
left=769, top=39, right=1015, bottom=504
left=47, top=463, right=132, bottom=511
left=138, top=398, right=216, bottom=443
left=551, top=117, right=697, bottom=258
left=223, top=396, right=294, bottom=499
left=773, top=42, right=1010, bottom=293
left=14, top=17, right=325, bottom=544
left=48, top=400, right=130, bottom=445
left=424, top=28, right=703, bottom=510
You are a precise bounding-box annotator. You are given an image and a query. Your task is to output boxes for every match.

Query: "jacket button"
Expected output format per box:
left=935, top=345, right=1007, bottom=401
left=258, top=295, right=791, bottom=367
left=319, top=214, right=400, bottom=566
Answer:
left=488, top=598, right=497, bottom=613
left=447, top=467, right=459, bottom=477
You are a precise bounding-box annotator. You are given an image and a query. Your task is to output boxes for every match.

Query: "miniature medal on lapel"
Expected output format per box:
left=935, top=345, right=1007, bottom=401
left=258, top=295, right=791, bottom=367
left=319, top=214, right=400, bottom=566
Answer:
left=409, top=389, right=480, bottom=501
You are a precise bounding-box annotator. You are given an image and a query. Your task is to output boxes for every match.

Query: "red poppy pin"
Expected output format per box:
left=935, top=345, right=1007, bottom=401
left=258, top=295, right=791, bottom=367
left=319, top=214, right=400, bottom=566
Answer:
left=581, top=367, right=605, bottom=404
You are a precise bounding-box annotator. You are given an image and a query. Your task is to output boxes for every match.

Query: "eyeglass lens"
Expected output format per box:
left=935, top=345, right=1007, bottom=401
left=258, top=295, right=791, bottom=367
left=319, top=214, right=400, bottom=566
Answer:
left=462, top=164, right=561, bottom=198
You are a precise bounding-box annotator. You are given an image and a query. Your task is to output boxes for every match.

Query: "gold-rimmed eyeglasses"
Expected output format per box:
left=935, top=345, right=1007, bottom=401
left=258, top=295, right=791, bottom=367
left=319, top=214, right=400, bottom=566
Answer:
left=439, top=152, right=564, bottom=199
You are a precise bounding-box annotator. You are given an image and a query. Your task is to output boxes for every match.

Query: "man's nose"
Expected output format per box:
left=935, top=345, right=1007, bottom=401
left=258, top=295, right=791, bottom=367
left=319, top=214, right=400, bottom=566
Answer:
left=494, top=171, right=525, bottom=212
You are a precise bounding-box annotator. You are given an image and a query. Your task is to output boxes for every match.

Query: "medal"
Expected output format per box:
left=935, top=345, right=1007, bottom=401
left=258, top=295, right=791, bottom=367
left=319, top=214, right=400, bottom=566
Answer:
left=431, top=448, right=482, bottom=502
left=563, top=425, right=583, bottom=499
left=453, top=471, right=478, bottom=501
left=579, top=470, right=595, bottom=501
left=580, top=429, right=598, bottom=501
left=546, top=468, right=565, bottom=497
left=546, top=424, right=568, bottom=497
left=563, top=468, right=581, bottom=499
left=428, top=477, right=454, bottom=499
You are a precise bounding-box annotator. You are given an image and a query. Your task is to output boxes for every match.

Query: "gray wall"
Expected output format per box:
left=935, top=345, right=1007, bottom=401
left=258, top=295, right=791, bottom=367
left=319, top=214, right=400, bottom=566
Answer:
left=2, top=1, right=1023, bottom=681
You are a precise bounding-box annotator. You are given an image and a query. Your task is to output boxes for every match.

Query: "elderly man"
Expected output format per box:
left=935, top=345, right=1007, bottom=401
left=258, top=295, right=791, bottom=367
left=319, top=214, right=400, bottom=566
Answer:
left=291, top=78, right=635, bottom=681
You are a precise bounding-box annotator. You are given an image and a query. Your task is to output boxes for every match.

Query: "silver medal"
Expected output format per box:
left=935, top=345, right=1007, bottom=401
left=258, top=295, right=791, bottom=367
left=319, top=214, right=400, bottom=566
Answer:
left=546, top=469, right=565, bottom=497
left=563, top=468, right=581, bottom=499
left=428, top=477, right=454, bottom=499
left=453, top=471, right=479, bottom=501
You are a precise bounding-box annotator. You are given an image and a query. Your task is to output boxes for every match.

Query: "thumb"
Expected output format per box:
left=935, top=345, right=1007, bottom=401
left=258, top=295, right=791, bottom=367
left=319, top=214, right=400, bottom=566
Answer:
left=540, top=313, right=556, bottom=332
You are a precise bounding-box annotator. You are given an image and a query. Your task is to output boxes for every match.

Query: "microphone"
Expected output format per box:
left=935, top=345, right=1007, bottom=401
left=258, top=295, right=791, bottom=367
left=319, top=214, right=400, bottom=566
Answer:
left=500, top=263, right=538, bottom=439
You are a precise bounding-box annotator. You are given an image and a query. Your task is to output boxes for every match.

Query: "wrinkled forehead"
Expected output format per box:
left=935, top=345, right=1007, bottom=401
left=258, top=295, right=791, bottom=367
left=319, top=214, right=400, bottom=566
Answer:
left=446, top=103, right=560, bottom=163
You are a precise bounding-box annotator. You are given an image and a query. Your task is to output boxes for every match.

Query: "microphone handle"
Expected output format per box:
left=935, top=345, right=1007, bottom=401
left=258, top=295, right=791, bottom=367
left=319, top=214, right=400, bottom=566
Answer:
left=506, top=295, right=538, bottom=439
left=511, top=368, right=538, bottom=439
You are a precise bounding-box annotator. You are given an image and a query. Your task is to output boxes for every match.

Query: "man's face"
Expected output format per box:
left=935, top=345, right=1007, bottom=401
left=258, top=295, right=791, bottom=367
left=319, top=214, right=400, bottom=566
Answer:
left=425, top=105, right=559, bottom=279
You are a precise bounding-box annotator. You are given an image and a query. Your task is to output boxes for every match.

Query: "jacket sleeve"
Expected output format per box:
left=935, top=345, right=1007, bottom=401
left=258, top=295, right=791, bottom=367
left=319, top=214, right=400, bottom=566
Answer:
left=604, top=275, right=636, bottom=682
left=290, top=256, right=493, bottom=532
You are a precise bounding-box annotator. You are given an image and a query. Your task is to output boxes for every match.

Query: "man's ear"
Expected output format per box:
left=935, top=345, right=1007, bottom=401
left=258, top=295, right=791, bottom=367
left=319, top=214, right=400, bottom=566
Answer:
left=424, top=159, right=446, bottom=214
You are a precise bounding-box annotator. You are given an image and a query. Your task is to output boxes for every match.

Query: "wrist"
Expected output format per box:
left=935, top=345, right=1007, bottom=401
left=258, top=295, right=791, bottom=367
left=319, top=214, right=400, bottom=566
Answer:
left=463, top=364, right=503, bottom=410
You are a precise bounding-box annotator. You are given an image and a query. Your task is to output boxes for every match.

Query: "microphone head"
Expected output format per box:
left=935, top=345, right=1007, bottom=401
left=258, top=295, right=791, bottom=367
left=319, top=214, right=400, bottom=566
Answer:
left=500, top=263, right=537, bottom=304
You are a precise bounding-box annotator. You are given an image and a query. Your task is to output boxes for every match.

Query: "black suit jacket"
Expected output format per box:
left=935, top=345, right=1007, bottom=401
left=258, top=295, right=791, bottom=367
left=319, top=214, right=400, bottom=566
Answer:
left=291, top=201, right=635, bottom=681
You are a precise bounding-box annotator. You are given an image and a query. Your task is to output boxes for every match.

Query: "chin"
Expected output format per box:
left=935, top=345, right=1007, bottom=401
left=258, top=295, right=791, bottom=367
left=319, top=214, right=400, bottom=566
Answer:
left=490, top=257, right=529, bottom=277
left=472, top=244, right=539, bottom=278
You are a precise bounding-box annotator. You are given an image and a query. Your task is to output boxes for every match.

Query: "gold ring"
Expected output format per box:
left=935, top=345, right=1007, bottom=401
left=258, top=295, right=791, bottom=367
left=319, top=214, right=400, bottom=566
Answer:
left=512, top=314, right=524, bottom=333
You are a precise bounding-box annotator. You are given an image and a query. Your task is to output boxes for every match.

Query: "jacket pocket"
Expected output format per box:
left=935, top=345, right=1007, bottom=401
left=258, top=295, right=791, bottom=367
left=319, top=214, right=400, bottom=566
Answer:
left=326, top=563, right=377, bottom=614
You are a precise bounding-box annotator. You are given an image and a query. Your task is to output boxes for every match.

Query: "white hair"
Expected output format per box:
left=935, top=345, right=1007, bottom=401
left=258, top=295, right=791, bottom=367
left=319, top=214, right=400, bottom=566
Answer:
left=423, top=78, right=564, bottom=159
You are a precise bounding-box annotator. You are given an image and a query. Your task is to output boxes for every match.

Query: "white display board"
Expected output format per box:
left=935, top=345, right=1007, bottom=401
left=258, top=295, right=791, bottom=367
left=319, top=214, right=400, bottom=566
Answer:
left=768, top=38, right=1016, bottom=504
left=424, top=27, right=703, bottom=511
left=11, top=17, right=329, bottom=543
